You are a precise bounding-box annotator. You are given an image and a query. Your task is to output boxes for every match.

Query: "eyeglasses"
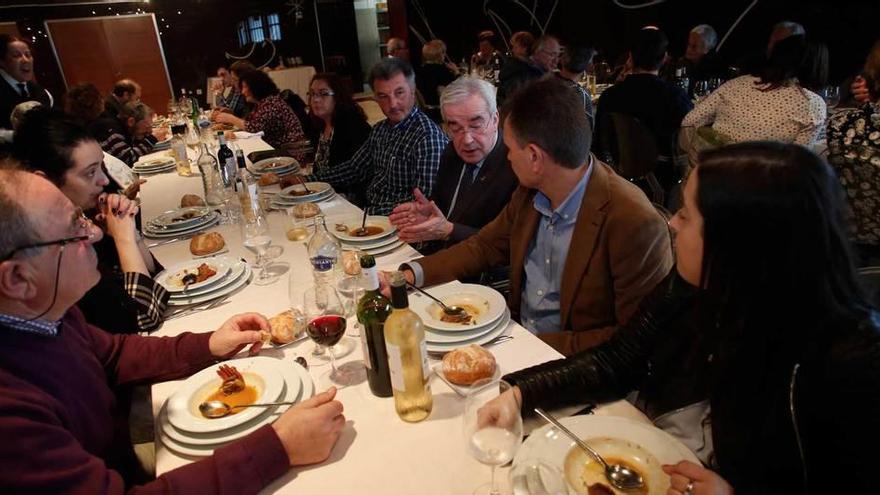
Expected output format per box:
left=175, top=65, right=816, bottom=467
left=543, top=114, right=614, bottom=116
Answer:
left=0, top=212, right=95, bottom=262
left=446, top=115, right=493, bottom=137
left=307, top=90, right=335, bottom=99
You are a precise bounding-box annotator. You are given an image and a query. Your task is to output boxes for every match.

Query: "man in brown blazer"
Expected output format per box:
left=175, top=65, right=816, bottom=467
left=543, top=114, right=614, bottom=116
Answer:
left=395, top=77, right=673, bottom=356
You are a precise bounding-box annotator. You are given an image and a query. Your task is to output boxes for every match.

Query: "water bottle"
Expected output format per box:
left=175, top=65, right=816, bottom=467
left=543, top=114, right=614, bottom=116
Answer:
left=307, top=214, right=341, bottom=286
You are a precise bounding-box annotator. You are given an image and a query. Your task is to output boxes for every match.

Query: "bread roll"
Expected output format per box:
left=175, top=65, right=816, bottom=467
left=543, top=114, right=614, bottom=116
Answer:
left=258, top=172, right=280, bottom=186
left=189, top=232, right=226, bottom=256
left=180, top=194, right=206, bottom=208
left=291, top=202, right=320, bottom=219
left=442, top=344, right=497, bottom=385
left=269, top=309, right=305, bottom=344
left=341, top=250, right=361, bottom=276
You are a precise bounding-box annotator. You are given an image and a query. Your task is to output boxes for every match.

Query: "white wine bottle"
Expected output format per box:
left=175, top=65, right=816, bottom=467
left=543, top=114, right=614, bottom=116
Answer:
left=384, top=271, right=433, bottom=422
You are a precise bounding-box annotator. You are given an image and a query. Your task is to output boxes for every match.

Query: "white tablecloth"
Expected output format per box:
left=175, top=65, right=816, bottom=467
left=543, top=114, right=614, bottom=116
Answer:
left=141, top=138, right=646, bottom=493
left=207, top=66, right=317, bottom=106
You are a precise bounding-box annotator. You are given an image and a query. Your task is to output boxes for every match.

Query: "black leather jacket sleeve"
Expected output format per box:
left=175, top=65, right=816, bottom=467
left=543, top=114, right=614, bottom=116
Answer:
left=503, top=270, right=697, bottom=415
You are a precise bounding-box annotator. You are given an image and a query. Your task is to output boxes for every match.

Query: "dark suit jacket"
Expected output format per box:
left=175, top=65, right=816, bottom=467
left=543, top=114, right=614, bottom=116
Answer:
left=425, top=132, right=518, bottom=253
left=0, top=77, right=51, bottom=129
left=417, top=159, right=674, bottom=355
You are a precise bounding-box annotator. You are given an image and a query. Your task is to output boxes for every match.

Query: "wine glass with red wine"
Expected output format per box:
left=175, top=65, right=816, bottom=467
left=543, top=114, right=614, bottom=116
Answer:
left=303, top=284, right=354, bottom=385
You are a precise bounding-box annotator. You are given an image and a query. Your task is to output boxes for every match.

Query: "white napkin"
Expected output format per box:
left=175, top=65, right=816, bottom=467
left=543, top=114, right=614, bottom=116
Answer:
left=103, top=152, right=136, bottom=188
left=233, top=130, right=265, bottom=139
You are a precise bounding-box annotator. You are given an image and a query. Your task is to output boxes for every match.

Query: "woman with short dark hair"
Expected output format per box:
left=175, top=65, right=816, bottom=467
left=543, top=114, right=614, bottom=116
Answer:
left=212, top=70, right=307, bottom=160
left=484, top=141, right=879, bottom=493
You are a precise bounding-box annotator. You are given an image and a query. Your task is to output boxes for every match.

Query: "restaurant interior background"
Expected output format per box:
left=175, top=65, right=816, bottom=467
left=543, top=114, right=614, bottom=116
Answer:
left=0, top=0, right=877, bottom=111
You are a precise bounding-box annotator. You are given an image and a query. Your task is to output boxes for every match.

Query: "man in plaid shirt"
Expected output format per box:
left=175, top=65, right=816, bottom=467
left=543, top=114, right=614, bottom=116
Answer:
left=307, top=58, right=448, bottom=215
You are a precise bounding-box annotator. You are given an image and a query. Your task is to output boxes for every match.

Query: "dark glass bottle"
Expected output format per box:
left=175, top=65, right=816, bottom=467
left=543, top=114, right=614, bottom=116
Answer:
left=356, top=254, right=393, bottom=397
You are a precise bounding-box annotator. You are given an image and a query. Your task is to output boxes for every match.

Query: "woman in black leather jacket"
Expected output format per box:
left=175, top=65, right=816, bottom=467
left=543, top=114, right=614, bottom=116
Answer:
left=493, top=142, right=880, bottom=494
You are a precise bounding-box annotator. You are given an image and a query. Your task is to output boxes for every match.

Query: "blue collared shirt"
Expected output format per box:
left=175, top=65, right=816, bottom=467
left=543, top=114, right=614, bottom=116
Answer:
left=520, top=159, right=593, bottom=334
left=0, top=313, right=60, bottom=337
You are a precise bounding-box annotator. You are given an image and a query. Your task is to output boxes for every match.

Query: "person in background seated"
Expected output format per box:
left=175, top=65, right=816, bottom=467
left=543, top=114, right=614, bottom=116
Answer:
left=509, top=31, right=536, bottom=61
left=390, top=77, right=673, bottom=355
left=92, top=100, right=166, bottom=166
left=387, top=37, right=410, bottom=61
left=14, top=109, right=168, bottom=334
left=497, top=35, right=558, bottom=104
left=739, top=20, right=806, bottom=77
left=212, top=65, right=247, bottom=117
left=102, top=79, right=140, bottom=123
left=64, top=82, right=105, bottom=129
left=827, top=38, right=880, bottom=266
left=471, top=30, right=500, bottom=70
left=0, top=34, right=52, bottom=144
left=307, top=72, right=371, bottom=204
left=0, top=168, right=346, bottom=493
left=669, top=24, right=726, bottom=97
left=306, top=58, right=448, bottom=215
left=554, top=44, right=597, bottom=128
left=213, top=70, right=307, bottom=162
left=416, top=39, right=458, bottom=119
left=390, top=76, right=518, bottom=254
left=485, top=142, right=879, bottom=493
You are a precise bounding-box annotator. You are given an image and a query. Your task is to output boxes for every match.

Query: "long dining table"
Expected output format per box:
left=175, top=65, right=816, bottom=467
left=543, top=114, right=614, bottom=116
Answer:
left=142, top=136, right=647, bottom=493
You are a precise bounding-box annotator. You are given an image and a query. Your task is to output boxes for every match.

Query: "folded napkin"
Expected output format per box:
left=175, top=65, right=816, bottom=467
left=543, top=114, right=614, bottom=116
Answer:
left=233, top=130, right=265, bottom=139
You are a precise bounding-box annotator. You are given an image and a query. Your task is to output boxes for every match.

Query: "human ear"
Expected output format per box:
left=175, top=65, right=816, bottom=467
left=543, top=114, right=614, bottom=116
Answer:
left=0, top=261, right=38, bottom=302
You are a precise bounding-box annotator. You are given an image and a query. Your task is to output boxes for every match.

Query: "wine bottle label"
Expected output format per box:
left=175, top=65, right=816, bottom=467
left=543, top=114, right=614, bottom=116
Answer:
left=358, top=324, right=371, bottom=370
left=386, top=342, right=404, bottom=391
left=363, top=266, right=380, bottom=291
left=418, top=339, right=430, bottom=379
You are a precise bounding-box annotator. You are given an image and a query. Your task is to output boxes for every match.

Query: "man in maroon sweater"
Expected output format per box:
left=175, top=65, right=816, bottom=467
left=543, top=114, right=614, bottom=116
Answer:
left=0, top=169, right=346, bottom=493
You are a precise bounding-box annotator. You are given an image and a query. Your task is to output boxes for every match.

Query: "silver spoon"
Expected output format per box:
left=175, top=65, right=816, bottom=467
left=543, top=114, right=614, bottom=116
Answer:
left=405, top=282, right=465, bottom=316
left=199, top=400, right=297, bottom=418
left=534, top=408, right=644, bottom=492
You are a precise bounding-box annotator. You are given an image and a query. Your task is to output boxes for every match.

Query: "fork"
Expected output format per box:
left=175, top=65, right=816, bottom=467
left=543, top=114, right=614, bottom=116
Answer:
left=485, top=334, right=514, bottom=346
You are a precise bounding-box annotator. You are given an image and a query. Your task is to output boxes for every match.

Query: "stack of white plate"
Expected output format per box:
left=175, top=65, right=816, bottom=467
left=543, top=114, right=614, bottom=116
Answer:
left=157, top=257, right=252, bottom=307
left=331, top=216, right=404, bottom=256
left=248, top=156, right=300, bottom=177
left=143, top=207, right=220, bottom=238
left=153, top=137, right=172, bottom=151
left=158, top=356, right=314, bottom=456
left=271, top=181, right=335, bottom=209
left=409, top=283, right=511, bottom=354
left=133, top=155, right=176, bottom=175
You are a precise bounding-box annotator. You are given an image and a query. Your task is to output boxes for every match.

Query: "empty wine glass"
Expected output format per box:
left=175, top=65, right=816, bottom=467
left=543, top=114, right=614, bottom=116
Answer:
left=240, top=209, right=275, bottom=285
left=693, top=80, right=710, bottom=102
left=464, top=379, right=523, bottom=495
left=303, top=284, right=357, bottom=385
left=823, top=85, right=840, bottom=109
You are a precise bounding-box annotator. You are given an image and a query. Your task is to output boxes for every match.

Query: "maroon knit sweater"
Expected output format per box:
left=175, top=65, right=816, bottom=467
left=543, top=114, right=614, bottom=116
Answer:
left=0, top=306, right=290, bottom=494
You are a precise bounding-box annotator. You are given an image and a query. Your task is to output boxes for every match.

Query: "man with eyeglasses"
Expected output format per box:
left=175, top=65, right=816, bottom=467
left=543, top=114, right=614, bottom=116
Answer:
left=497, top=34, right=560, bottom=105
left=387, top=77, right=673, bottom=356
left=0, top=169, right=346, bottom=492
left=389, top=76, right=518, bottom=254
left=305, top=57, right=448, bottom=215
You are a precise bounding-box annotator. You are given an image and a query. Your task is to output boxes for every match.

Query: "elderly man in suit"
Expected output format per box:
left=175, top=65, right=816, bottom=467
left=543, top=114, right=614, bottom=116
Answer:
left=389, top=76, right=518, bottom=254
left=392, top=76, right=673, bottom=355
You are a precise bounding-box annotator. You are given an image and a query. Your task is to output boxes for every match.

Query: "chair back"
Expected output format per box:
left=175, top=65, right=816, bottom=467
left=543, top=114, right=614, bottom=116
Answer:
left=859, top=266, right=880, bottom=308
left=608, top=112, right=660, bottom=180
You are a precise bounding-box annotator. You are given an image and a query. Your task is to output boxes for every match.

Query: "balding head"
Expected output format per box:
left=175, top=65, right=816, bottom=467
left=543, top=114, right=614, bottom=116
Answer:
left=387, top=37, right=410, bottom=60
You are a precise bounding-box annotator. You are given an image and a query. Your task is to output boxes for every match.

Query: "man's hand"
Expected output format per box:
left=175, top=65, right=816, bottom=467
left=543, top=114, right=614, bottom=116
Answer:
left=852, top=76, right=871, bottom=104
left=152, top=127, right=169, bottom=141
left=214, top=112, right=238, bottom=125
left=211, top=79, right=224, bottom=92
left=663, top=461, right=734, bottom=495
left=208, top=312, right=270, bottom=358
left=390, top=188, right=453, bottom=243
left=377, top=269, right=414, bottom=299
left=272, top=387, right=345, bottom=465
left=122, top=179, right=147, bottom=200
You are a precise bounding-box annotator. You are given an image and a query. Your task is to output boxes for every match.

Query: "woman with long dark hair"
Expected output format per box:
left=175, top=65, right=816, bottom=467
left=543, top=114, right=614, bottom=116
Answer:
left=485, top=142, right=879, bottom=493
left=13, top=108, right=169, bottom=333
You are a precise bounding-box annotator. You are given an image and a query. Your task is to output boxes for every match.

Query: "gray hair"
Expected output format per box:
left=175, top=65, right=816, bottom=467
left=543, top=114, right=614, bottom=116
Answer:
left=10, top=100, right=42, bottom=131
left=690, top=24, right=718, bottom=50
left=0, top=167, right=40, bottom=261
left=773, top=21, right=805, bottom=37
left=120, top=101, right=153, bottom=123
left=439, top=76, right=497, bottom=120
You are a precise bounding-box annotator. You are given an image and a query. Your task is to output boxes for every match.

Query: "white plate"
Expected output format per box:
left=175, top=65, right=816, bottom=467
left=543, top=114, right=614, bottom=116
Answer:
left=168, top=261, right=245, bottom=298
left=410, top=284, right=507, bottom=332
left=135, top=155, right=175, bottom=168
left=364, top=239, right=405, bottom=256
left=513, top=415, right=700, bottom=495
left=143, top=215, right=220, bottom=238
left=426, top=308, right=511, bottom=354
left=166, top=356, right=287, bottom=433
left=424, top=310, right=505, bottom=343
left=167, top=263, right=251, bottom=306
left=273, top=187, right=334, bottom=204
left=279, top=182, right=332, bottom=201
left=251, top=156, right=300, bottom=174
left=340, top=233, right=401, bottom=250
left=332, top=216, right=396, bottom=243
left=160, top=359, right=309, bottom=446
left=157, top=257, right=234, bottom=293
left=145, top=216, right=216, bottom=235
left=150, top=207, right=212, bottom=228
left=159, top=361, right=314, bottom=456
left=271, top=193, right=336, bottom=209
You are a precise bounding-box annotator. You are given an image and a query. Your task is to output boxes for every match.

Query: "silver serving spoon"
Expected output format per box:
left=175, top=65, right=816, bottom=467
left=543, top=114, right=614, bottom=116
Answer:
left=405, top=282, right=466, bottom=316
left=181, top=273, right=197, bottom=292
left=534, top=408, right=644, bottom=492
left=199, top=400, right=297, bottom=418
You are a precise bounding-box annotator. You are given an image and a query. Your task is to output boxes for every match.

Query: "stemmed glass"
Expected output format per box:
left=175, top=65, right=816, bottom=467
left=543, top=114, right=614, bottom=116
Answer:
left=240, top=209, right=275, bottom=285
left=693, top=80, right=710, bottom=102
left=464, top=379, right=523, bottom=495
left=708, top=77, right=723, bottom=92
left=303, top=284, right=358, bottom=385
left=823, top=85, right=840, bottom=109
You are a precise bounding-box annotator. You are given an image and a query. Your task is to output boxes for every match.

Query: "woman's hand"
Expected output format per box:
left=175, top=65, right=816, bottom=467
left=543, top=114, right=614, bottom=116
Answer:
left=663, top=461, right=734, bottom=495
left=209, top=312, right=270, bottom=358
left=97, top=193, right=139, bottom=244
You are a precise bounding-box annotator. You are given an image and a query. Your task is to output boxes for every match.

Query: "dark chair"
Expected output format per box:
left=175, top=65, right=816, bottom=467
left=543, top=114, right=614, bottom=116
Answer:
left=858, top=266, right=880, bottom=308
left=606, top=112, right=665, bottom=204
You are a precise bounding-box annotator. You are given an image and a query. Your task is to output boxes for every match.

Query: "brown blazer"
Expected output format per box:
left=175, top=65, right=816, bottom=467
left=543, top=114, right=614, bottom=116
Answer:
left=417, top=159, right=674, bottom=355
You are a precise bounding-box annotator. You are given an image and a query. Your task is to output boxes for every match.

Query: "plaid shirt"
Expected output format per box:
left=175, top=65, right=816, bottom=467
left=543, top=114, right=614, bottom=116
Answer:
left=308, top=106, right=448, bottom=215
left=218, top=88, right=247, bottom=117
left=0, top=313, right=60, bottom=337
left=122, top=272, right=169, bottom=332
